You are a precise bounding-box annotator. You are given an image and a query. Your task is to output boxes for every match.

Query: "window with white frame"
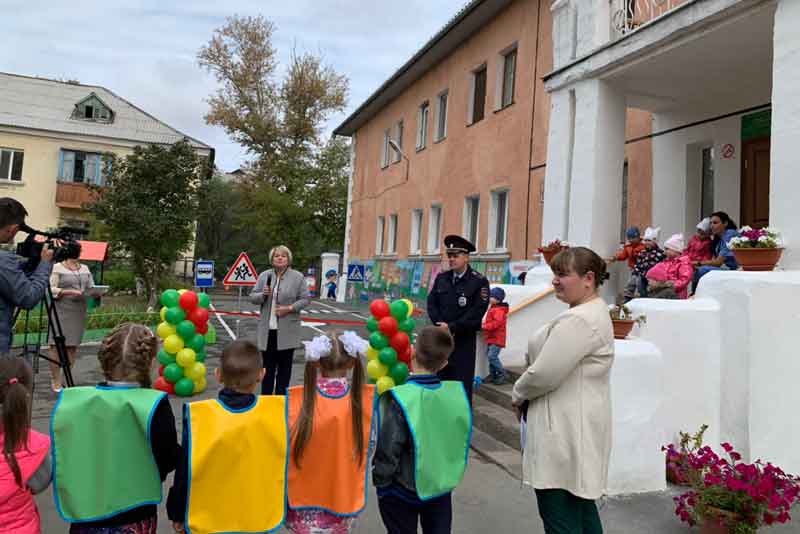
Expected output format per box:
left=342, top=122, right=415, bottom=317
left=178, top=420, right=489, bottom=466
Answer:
left=376, top=216, right=385, bottom=254
left=489, top=190, right=509, bottom=251
left=497, top=45, right=517, bottom=110
left=435, top=91, right=448, bottom=142
left=59, top=149, right=105, bottom=185
left=0, top=149, right=24, bottom=182
left=470, top=65, right=487, bottom=124
left=393, top=121, right=404, bottom=163
left=427, top=205, right=442, bottom=253
left=463, top=196, right=480, bottom=246
left=410, top=209, right=423, bottom=254
left=416, top=102, right=429, bottom=150
left=381, top=129, right=390, bottom=169
left=387, top=214, right=398, bottom=253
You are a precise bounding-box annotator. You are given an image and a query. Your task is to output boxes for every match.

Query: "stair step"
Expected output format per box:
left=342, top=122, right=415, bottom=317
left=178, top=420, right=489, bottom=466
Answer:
left=472, top=394, right=522, bottom=452
left=470, top=426, right=522, bottom=480
left=475, top=381, right=514, bottom=411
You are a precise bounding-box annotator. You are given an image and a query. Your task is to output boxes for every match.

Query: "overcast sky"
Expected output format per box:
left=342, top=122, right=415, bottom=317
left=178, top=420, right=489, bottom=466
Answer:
left=1, top=1, right=467, bottom=171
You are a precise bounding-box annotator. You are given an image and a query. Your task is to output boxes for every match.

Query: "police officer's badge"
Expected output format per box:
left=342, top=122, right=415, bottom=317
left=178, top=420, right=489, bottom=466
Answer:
left=458, top=295, right=467, bottom=307
left=480, top=287, right=489, bottom=301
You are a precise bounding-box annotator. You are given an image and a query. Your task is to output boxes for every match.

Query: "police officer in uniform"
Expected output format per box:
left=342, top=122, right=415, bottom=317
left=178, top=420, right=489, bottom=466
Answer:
left=426, top=235, right=490, bottom=403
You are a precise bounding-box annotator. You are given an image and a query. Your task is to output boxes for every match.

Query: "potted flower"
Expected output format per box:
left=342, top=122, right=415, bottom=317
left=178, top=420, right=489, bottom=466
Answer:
left=663, top=425, right=708, bottom=486
left=668, top=442, right=800, bottom=534
left=538, top=239, right=569, bottom=266
left=609, top=304, right=645, bottom=340
left=728, top=227, right=783, bottom=271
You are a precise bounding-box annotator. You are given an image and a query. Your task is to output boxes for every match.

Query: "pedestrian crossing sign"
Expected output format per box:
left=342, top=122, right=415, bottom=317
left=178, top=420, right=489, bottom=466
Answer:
left=347, top=264, right=366, bottom=283
left=223, top=252, right=258, bottom=286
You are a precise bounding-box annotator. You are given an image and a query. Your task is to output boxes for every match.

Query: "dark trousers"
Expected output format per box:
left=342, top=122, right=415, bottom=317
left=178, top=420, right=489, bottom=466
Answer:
left=535, top=489, right=603, bottom=534
left=261, top=329, right=294, bottom=395
left=437, top=334, right=476, bottom=403
left=378, top=493, right=452, bottom=534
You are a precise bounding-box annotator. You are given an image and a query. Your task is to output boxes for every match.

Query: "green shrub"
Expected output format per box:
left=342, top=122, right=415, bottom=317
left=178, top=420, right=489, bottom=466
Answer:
left=13, top=305, right=158, bottom=335
left=158, top=275, right=192, bottom=292
left=104, top=270, right=136, bottom=292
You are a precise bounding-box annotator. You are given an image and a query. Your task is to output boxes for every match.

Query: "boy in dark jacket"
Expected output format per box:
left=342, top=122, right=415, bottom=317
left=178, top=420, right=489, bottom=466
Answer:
left=373, top=327, right=472, bottom=534
left=482, top=287, right=509, bottom=385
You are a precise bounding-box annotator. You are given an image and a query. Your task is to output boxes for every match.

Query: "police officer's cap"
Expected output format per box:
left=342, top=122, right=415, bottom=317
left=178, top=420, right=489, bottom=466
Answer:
left=444, top=234, right=476, bottom=254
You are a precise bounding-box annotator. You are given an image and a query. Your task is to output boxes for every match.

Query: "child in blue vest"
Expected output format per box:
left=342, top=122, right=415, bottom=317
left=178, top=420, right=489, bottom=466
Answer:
left=373, top=326, right=472, bottom=534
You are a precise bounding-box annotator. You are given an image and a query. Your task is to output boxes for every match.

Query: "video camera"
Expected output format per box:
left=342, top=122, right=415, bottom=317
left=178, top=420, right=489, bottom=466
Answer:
left=16, top=223, right=82, bottom=273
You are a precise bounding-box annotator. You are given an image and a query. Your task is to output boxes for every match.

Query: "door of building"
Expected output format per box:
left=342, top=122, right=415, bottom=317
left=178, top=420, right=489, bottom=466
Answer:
left=741, top=137, right=770, bottom=229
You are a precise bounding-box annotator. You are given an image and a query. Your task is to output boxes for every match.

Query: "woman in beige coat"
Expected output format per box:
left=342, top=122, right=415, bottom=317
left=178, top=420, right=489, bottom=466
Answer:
left=511, top=247, right=614, bottom=534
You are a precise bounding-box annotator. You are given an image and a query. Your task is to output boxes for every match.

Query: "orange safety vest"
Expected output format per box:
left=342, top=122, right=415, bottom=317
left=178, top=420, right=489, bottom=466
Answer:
left=287, top=384, right=377, bottom=516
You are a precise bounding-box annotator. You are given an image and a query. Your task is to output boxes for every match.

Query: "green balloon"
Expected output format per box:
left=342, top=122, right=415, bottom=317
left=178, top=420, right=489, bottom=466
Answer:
left=157, top=349, right=175, bottom=366
left=389, top=362, right=410, bottom=384
left=161, top=289, right=180, bottom=308
left=164, top=363, right=184, bottom=383
left=188, top=333, right=206, bottom=353
left=379, top=347, right=398, bottom=366
left=197, top=292, right=211, bottom=309
left=366, top=317, right=379, bottom=332
left=369, top=331, right=389, bottom=350
left=174, top=377, right=195, bottom=397
left=390, top=300, right=409, bottom=321
left=399, top=317, right=416, bottom=333
left=195, top=350, right=206, bottom=363
left=368, top=377, right=377, bottom=384
left=176, top=320, right=196, bottom=340
left=165, top=306, right=186, bottom=325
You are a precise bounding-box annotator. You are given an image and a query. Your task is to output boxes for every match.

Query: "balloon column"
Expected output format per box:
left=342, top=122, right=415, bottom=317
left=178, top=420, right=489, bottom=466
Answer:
left=365, top=298, right=416, bottom=395
left=154, top=289, right=216, bottom=397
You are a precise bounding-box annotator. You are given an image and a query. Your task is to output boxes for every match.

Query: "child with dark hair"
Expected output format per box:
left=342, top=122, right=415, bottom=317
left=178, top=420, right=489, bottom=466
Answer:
left=168, top=340, right=288, bottom=534
left=373, top=326, right=472, bottom=534
left=0, top=358, right=50, bottom=534
left=285, top=330, right=376, bottom=533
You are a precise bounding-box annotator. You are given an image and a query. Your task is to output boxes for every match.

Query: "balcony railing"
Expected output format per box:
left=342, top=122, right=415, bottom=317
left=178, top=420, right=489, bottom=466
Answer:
left=55, top=182, right=99, bottom=210
left=611, top=0, right=690, bottom=37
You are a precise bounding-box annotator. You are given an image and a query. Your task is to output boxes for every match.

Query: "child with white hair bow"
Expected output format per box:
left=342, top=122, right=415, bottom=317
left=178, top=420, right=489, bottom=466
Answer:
left=630, top=227, right=666, bottom=300
left=284, top=331, right=378, bottom=534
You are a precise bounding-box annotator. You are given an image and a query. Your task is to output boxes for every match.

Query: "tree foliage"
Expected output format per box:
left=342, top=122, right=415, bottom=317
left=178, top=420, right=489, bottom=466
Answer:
left=88, top=140, right=207, bottom=307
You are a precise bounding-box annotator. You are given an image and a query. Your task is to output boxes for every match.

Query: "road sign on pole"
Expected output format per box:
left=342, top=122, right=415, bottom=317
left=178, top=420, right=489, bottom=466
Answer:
left=347, top=264, right=366, bottom=283
left=195, top=260, right=215, bottom=288
left=223, top=252, right=258, bottom=286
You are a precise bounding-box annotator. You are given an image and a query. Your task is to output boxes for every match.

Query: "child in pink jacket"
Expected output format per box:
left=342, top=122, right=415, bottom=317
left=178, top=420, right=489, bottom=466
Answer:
left=646, top=234, right=694, bottom=299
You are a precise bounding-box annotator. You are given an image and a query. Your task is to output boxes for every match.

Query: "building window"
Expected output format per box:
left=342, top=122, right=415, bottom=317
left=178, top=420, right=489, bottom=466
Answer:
left=701, top=147, right=715, bottom=218
left=393, top=121, right=404, bottom=163
left=0, top=149, right=24, bottom=182
left=620, top=160, right=629, bottom=243
left=381, top=129, right=390, bottom=169
left=498, top=47, right=517, bottom=110
left=416, top=102, right=429, bottom=150
left=72, top=94, right=113, bottom=123
left=410, top=209, right=423, bottom=254
left=489, top=190, right=509, bottom=251
left=435, top=91, right=448, bottom=142
left=59, top=150, right=105, bottom=186
left=427, top=205, right=442, bottom=253
left=387, top=214, right=398, bottom=253
left=376, top=216, right=385, bottom=255
left=463, top=196, right=480, bottom=246
left=470, top=66, right=487, bottom=124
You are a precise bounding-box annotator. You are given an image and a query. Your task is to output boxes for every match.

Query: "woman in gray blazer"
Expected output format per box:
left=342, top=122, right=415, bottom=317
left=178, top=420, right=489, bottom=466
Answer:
left=249, top=245, right=309, bottom=394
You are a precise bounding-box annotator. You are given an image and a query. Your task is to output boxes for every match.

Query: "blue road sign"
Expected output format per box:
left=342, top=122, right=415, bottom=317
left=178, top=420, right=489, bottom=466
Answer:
left=195, top=260, right=215, bottom=288
left=347, top=264, right=366, bottom=283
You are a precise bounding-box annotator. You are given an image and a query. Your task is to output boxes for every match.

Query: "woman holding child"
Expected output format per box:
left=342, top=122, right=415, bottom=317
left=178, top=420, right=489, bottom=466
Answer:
left=512, top=247, right=614, bottom=534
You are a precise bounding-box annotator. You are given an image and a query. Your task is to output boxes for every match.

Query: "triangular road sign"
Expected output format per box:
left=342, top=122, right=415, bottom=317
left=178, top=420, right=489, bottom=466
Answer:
left=223, top=252, right=259, bottom=286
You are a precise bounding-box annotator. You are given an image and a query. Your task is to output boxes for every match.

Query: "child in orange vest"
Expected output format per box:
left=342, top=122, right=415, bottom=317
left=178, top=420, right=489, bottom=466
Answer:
left=286, top=331, right=377, bottom=534
left=0, top=358, right=50, bottom=534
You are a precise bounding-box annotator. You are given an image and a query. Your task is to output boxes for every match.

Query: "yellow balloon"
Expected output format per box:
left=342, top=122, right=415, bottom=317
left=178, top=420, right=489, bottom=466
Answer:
left=160, top=306, right=167, bottom=322
left=376, top=376, right=396, bottom=395
left=156, top=321, right=176, bottom=340
left=186, top=361, right=206, bottom=381
left=176, top=348, right=197, bottom=368
left=178, top=289, right=187, bottom=295
left=193, top=376, right=207, bottom=394
left=163, top=335, right=184, bottom=354
left=367, top=346, right=379, bottom=361
left=401, top=298, right=414, bottom=318
left=367, top=359, right=388, bottom=380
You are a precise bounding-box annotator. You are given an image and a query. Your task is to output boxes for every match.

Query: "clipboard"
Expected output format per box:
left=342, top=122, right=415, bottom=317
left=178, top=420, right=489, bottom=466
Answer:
left=86, top=285, right=110, bottom=298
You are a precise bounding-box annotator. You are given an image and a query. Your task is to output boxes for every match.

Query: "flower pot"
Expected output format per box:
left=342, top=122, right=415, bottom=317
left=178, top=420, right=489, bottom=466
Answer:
left=612, top=319, right=635, bottom=340
left=732, top=247, right=783, bottom=271
left=541, top=246, right=568, bottom=266
left=700, top=507, right=742, bottom=534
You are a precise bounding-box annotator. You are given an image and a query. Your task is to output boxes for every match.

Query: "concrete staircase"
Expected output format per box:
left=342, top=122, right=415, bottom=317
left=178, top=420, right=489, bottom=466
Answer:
left=470, top=366, right=525, bottom=480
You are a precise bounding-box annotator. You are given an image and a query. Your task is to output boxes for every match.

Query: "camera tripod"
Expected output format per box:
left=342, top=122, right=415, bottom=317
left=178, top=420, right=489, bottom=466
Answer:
left=15, top=285, right=75, bottom=388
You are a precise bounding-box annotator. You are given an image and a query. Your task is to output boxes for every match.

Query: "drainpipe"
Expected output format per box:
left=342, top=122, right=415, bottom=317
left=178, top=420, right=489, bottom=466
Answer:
left=338, top=133, right=356, bottom=303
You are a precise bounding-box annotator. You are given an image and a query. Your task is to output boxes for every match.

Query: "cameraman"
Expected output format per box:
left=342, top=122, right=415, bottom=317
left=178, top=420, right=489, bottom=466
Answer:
left=0, top=198, right=55, bottom=357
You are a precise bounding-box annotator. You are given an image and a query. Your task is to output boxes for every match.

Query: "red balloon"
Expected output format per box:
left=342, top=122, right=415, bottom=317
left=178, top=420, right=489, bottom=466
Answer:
left=158, top=365, right=165, bottom=377
left=179, top=291, right=199, bottom=311
left=154, top=376, right=173, bottom=394
left=189, top=307, right=210, bottom=326
left=370, top=299, right=391, bottom=319
left=196, top=322, right=209, bottom=335
left=398, top=348, right=412, bottom=364
left=390, top=332, right=410, bottom=355
left=378, top=316, right=399, bottom=337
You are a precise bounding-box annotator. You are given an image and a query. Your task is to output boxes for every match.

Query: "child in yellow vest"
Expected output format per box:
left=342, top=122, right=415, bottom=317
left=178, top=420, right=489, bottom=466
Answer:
left=168, top=340, right=287, bottom=534
left=285, top=331, right=377, bottom=533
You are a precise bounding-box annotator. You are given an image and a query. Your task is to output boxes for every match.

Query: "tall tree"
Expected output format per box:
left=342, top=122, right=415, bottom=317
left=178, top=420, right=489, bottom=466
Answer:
left=88, top=140, right=207, bottom=307
left=198, top=16, right=350, bottom=270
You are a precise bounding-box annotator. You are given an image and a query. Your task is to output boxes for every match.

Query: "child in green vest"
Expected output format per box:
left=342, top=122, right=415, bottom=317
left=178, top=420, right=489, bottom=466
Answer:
left=51, top=323, right=180, bottom=534
left=373, top=326, right=472, bottom=534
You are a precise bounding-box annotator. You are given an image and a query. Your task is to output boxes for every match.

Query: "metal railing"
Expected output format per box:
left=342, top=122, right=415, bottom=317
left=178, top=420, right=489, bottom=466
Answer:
left=611, top=0, right=689, bottom=37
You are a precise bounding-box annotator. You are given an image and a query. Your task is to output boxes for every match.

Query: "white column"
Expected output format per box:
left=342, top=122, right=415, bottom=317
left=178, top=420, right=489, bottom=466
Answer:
left=337, top=133, right=356, bottom=302
left=542, top=89, right=573, bottom=244
left=770, top=0, right=800, bottom=269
